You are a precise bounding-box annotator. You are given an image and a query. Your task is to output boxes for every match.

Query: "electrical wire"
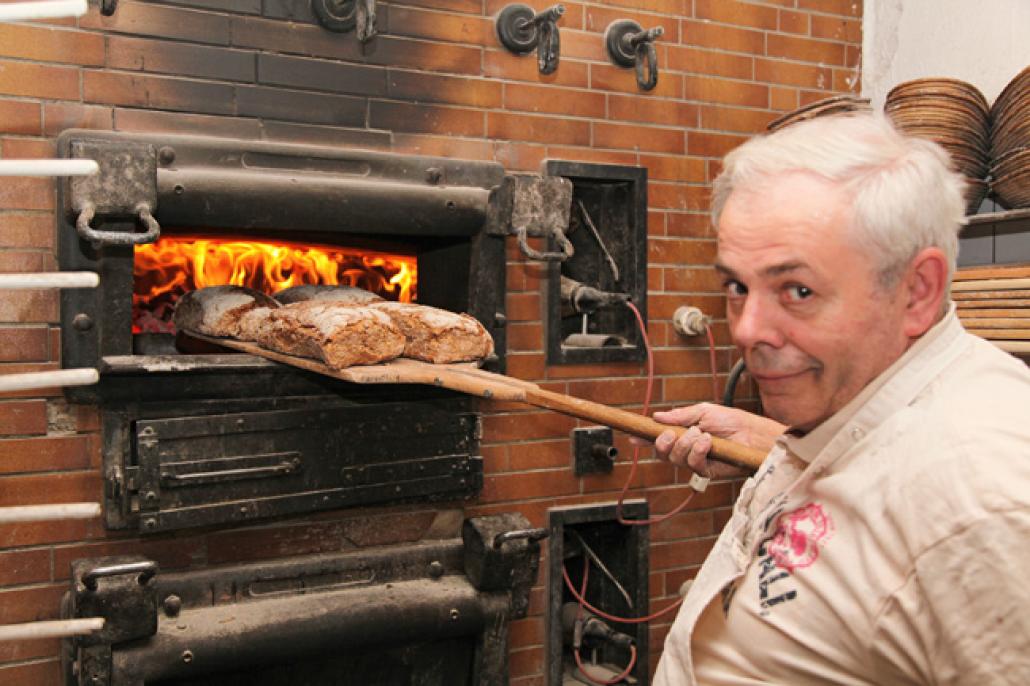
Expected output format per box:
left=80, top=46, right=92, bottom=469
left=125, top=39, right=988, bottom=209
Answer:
left=563, top=560, right=684, bottom=625
left=572, top=555, right=639, bottom=685
left=616, top=301, right=698, bottom=527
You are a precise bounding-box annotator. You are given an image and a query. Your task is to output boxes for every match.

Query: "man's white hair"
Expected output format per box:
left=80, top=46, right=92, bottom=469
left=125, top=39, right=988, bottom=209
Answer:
left=711, top=113, right=966, bottom=289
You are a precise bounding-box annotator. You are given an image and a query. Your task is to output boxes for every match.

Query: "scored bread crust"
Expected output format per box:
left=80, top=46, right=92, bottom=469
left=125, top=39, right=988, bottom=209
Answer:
left=370, top=302, right=493, bottom=363
left=236, top=306, right=275, bottom=342
left=258, top=300, right=405, bottom=369
left=173, top=285, right=280, bottom=337
left=274, top=285, right=383, bottom=305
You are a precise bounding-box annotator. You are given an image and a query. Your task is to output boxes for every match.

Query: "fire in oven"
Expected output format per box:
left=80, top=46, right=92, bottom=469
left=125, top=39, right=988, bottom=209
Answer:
left=55, top=130, right=550, bottom=535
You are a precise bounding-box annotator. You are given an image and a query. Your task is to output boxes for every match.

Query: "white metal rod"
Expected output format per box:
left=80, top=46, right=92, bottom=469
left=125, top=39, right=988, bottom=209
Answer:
left=0, top=618, right=104, bottom=642
left=0, top=159, right=97, bottom=177
left=0, top=272, right=99, bottom=289
left=0, top=502, right=101, bottom=524
left=0, top=368, right=98, bottom=393
left=0, top=0, right=87, bottom=23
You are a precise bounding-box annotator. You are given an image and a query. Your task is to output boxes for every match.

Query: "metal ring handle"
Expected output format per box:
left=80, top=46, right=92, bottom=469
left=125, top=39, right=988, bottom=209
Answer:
left=75, top=202, right=161, bottom=247
left=536, top=16, right=560, bottom=75
left=82, top=560, right=159, bottom=591
left=635, top=41, right=659, bottom=91
left=515, top=225, right=575, bottom=262
left=493, top=527, right=549, bottom=549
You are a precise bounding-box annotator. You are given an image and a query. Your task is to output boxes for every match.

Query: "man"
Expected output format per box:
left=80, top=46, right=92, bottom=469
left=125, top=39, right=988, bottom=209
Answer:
left=651, top=114, right=1030, bottom=685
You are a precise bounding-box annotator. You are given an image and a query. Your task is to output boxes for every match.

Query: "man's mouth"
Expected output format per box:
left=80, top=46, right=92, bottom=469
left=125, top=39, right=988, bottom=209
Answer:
left=750, top=369, right=811, bottom=383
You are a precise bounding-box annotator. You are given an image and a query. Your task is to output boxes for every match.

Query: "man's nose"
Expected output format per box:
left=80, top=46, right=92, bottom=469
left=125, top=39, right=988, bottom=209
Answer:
left=730, top=295, right=783, bottom=349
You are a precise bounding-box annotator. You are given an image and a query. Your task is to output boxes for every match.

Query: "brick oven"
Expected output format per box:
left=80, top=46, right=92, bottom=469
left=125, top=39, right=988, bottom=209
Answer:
left=0, top=0, right=863, bottom=684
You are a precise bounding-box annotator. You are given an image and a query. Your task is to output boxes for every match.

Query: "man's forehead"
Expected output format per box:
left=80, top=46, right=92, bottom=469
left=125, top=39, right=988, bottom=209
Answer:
left=715, top=257, right=813, bottom=278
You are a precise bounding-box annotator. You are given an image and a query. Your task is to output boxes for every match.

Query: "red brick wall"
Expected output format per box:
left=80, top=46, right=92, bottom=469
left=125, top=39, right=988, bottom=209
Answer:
left=0, top=0, right=861, bottom=682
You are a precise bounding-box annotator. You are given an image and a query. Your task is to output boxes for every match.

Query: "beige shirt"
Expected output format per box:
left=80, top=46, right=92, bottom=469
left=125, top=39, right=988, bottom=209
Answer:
left=654, top=306, right=1030, bottom=686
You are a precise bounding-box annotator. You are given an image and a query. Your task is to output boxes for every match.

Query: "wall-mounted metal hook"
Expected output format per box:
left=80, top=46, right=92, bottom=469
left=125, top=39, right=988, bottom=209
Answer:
left=314, top=0, right=378, bottom=43
left=605, top=20, right=664, bottom=91
left=100, top=0, right=117, bottom=16
left=496, top=4, right=565, bottom=75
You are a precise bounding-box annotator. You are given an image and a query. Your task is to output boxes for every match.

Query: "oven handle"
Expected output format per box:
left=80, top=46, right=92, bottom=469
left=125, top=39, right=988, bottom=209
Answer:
left=160, top=454, right=302, bottom=487
left=75, top=201, right=161, bottom=247
left=82, top=560, right=159, bottom=591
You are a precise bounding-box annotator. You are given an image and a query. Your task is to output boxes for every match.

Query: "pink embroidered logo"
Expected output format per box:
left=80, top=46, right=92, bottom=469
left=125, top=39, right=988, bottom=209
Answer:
left=767, top=503, right=835, bottom=572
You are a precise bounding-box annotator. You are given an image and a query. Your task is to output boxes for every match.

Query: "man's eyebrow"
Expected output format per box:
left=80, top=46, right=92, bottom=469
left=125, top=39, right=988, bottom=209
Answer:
left=714, top=261, right=809, bottom=278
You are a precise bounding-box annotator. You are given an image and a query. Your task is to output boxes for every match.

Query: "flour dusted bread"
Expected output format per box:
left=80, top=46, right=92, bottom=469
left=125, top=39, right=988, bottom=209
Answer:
left=370, top=302, right=493, bottom=364
left=274, top=285, right=383, bottom=306
left=173, top=285, right=280, bottom=337
left=258, top=300, right=405, bottom=369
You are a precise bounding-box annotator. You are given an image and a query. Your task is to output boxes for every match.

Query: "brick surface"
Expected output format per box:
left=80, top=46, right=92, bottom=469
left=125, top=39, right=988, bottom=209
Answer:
left=0, top=60, right=78, bottom=101
left=115, top=108, right=263, bottom=139
left=0, top=101, right=41, bottom=136
left=237, top=86, right=366, bottom=126
left=779, top=8, right=810, bottom=34
left=682, top=20, right=765, bottom=55
left=388, top=70, right=502, bottom=108
left=811, top=14, right=862, bottom=42
left=258, top=53, right=386, bottom=97
left=665, top=46, right=754, bottom=81
left=596, top=121, right=685, bottom=154
left=0, top=584, right=65, bottom=623
left=609, top=95, right=698, bottom=128
left=756, top=57, right=833, bottom=89
left=0, top=659, right=62, bottom=685
left=372, top=100, right=483, bottom=137
left=0, top=327, right=47, bottom=363
left=107, top=35, right=256, bottom=82
left=0, top=549, right=51, bottom=585
left=0, top=214, right=51, bottom=249
left=0, top=400, right=47, bottom=436
left=0, top=138, right=54, bottom=159
left=695, top=0, right=779, bottom=30
left=483, top=51, right=589, bottom=88
left=684, top=75, right=768, bottom=108
left=489, top=112, right=589, bottom=146
left=699, top=104, right=775, bottom=133
left=639, top=154, right=707, bottom=183
left=504, top=83, right=606, bottom=119
left=387, top=6, right=491, bottom=45
left=767, top=33, right=846, bottom=65
left=0, top=23, right=103, bottom=66
left=83, top=71, right=236, bottom=115
left=0, top=435, right=93, bottom=474
left=0, top=471, right=101, bottom=505
left=80, top=2, right=232, bottom=45
left=798, top=0, right=862, bottom=17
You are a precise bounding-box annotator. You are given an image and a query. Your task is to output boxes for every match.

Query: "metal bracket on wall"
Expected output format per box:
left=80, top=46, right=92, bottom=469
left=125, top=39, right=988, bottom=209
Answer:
left=572, top=426, right=617, bottom=476
left=495, top=3, right=565, bottom=75
left=314, top=0, right=378, bottom=43
left=67, top=139, right=161, bottom=248
left=605, top=20, right=664, bottom=91
left=490, top=174, right=574, bottom=261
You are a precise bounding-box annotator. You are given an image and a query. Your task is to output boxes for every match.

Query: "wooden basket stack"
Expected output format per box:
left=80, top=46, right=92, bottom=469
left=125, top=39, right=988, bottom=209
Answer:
left=955, top=263, right=1030, bottom=356
left=885, top=78, right=992, bottom=215
left=989, top=66, right=1030, bottom=209
left=766, top=94, right=872, bottom=132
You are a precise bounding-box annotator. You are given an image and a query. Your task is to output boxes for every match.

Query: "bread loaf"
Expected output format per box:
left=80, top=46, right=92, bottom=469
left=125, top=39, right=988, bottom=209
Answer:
left=236, top=306, right=275, bottom=342
left=258, top=300, right=405, bottom=369
left=173, top=285, right=280, bottom=337
left=274, top=285, right=383, bottom=305
left=370, top=302, right=493, bottom=364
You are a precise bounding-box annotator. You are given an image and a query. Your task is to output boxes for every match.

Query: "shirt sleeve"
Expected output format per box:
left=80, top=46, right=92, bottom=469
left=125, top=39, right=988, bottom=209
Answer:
left=871, top=508, right=1030, bottom=686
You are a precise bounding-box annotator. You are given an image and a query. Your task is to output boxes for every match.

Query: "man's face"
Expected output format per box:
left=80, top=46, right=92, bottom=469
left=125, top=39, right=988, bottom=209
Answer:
left=716, top=172, right=911, bottom=432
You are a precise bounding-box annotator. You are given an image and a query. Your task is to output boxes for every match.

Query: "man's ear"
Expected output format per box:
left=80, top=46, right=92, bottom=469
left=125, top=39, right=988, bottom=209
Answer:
left=902, top=247, right=949, bottom=338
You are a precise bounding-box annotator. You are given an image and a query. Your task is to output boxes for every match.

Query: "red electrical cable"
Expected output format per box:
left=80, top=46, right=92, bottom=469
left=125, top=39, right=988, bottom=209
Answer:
left=573, top=555, right=639, bottom=685
left=563, top=560, right=683, bottom=625
left=616, top=302, right=697, bottom=527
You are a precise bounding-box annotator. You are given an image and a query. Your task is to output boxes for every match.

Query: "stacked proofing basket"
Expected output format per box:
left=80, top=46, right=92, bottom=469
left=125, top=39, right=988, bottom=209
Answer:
left=885, top=78, right=992, bottom=215
left=990, top=66, right=1030, bottom=209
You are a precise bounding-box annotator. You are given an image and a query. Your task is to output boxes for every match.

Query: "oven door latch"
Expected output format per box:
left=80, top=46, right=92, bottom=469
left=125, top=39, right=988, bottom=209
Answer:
left=66, top=139, right=161, bottom=248
left=489, top=174, right=574, bottom=262
left=61, top=556, right=159, bottom=686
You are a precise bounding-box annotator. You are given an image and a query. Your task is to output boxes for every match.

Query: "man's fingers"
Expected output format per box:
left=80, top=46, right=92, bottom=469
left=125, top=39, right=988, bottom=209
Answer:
left=653, top=403, right=712, bottom=427
left=665, top=425, right=706, bottom=467
left=686, top=432, right=713, bottom=474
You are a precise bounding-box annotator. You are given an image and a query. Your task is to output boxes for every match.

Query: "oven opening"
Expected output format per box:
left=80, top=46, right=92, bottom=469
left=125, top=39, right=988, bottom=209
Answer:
left=132, top=233, right=419, bottom=338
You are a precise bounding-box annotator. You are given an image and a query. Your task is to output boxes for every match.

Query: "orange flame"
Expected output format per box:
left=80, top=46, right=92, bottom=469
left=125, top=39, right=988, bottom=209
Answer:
left=133, top=236, right=416, bottom=333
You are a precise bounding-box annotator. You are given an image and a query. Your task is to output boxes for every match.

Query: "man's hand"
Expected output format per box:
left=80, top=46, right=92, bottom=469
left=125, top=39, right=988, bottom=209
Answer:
left=652, top=403, right=786, bottom=479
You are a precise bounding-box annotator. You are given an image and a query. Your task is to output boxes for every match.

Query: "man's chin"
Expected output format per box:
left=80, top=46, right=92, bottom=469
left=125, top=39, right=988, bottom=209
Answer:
left=758, top=394, right=822, bottom=431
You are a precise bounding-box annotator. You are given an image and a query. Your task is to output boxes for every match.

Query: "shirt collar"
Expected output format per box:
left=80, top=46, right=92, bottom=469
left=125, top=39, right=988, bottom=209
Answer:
left=780, top=302, right=966, bottom=464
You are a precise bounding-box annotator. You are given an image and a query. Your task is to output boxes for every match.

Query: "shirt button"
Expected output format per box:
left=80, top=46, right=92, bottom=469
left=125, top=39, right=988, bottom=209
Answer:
left=850, top=426, right=865, bottom=441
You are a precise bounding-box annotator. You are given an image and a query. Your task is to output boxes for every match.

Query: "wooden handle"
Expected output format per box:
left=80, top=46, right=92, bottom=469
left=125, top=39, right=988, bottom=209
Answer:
left=524, top=387, right=768, bottom=471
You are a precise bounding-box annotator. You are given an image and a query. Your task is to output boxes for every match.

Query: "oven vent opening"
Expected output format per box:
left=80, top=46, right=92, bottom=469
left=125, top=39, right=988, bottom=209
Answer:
left=133, top=235, right=417, bottom=336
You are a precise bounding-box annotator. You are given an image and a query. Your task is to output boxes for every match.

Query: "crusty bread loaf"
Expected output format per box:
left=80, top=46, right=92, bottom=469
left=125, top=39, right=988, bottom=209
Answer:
left=274, top=285, right=383, bottom=305
left=236, top=306, right=275, bottom=342
left=258, top=300, right=405, bottom=369
left=173, top=285, right=280, bottom=337
left=369, top=302, right=493, bottom=364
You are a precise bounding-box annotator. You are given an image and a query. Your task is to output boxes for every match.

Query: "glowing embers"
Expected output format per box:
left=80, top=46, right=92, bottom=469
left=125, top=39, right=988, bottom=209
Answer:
left=133, top=236, right=417, bottom=334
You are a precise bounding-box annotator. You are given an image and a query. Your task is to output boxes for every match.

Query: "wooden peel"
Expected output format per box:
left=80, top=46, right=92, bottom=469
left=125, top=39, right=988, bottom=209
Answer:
left=187, top=333, right=768, bottom=471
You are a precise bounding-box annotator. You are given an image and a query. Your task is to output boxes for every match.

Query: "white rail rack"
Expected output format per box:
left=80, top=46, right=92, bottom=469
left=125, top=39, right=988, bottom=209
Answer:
left=1, top=0, right=105, bottom=643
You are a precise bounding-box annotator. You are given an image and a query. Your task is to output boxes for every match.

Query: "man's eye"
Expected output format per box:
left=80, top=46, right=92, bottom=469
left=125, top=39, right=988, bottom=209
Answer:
left=724, top=279, right=747, bottom=297
left=786, top=284, right=813, bottom=301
